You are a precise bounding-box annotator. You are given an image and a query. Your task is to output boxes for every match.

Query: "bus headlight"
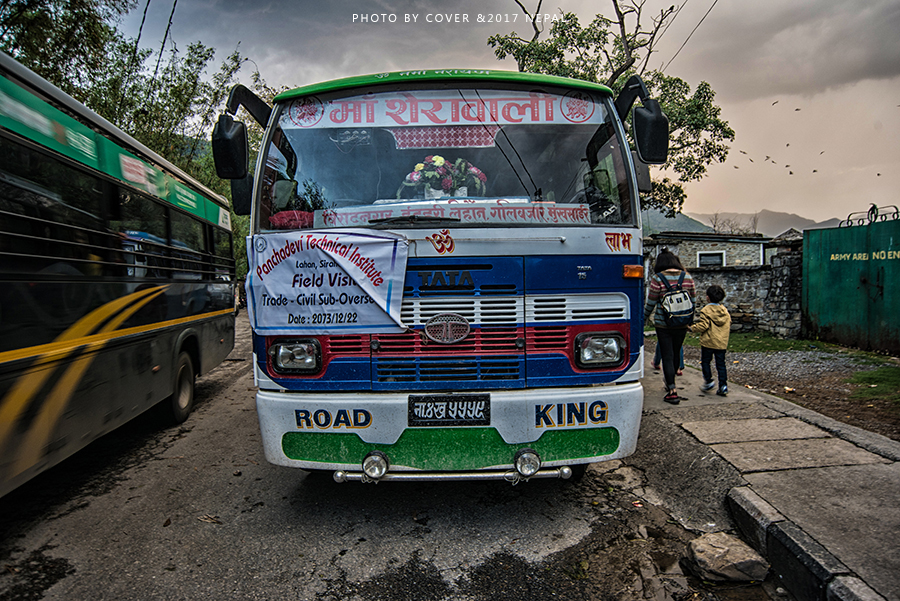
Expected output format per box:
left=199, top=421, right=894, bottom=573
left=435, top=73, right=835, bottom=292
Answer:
left=574, top=333, right=624, bottom=368
left=362, top=451, right=389, bottom=480
left=514, top=448, right=541, bottom=477
left=268, top=340, right=321, bottom=373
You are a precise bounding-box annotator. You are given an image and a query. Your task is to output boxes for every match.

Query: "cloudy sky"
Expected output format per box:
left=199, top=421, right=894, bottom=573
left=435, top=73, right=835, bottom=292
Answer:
left=121, top=0, right=900, bottom=223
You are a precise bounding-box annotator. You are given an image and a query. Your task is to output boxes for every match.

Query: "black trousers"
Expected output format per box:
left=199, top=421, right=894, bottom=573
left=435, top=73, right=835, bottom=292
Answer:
left=701, top=346, right=728, bottom=387
left=655, top=327, right=687, bottom=392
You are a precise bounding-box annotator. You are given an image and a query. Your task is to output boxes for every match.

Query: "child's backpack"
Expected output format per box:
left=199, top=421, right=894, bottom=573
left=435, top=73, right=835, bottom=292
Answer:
left=658, top=272, right=694, bottom=327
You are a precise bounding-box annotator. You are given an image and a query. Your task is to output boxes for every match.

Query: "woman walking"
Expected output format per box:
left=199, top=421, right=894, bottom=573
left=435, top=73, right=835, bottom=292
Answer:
left=643, top=250, right=695, bottom=404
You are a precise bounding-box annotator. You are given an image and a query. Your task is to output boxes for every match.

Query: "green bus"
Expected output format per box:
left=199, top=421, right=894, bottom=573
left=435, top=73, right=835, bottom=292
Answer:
left=0, top=52, right=236, bottom=498
left=214, top=68, right=667, bottom=483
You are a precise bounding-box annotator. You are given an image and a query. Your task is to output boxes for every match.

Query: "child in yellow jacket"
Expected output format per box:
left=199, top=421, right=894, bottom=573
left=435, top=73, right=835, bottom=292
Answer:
left=690, top=285, right=732, bottom=396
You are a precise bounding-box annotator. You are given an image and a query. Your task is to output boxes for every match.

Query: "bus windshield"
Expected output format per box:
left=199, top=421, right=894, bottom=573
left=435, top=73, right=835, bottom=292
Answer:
left=259, top=87, right=636, bottom=231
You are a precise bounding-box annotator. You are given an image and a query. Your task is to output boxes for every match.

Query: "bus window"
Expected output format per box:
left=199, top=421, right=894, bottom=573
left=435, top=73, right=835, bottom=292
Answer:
left=0, top=135, right=110, bottom=275
left=212, top=226, right=232, bottom=258
left=257, top=88, right=637, bottom=232
left=171, top=210, right=206, bottom=253
left=113, top=191, right=167, bottom=240
left=0, top=135, right=105, bottom=229
left=110, top=191, right=168, bottom=278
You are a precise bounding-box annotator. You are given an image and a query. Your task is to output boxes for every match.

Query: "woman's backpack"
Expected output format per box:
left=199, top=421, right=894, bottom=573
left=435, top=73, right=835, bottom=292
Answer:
left=658, top=272, right=694, bottom=327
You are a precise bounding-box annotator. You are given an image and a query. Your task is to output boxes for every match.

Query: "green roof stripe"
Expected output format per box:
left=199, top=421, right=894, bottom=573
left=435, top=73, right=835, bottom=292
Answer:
left=274, top=69, right=613, bottom=103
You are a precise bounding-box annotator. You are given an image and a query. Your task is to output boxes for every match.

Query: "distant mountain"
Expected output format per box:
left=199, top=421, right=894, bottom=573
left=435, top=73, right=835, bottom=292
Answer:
left=640, top=209, right=713, bottom=236
left=686, top=209, right=840, bottom=237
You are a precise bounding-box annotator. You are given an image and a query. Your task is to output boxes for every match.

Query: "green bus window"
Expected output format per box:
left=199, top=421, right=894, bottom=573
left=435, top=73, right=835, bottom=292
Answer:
left=213, top=227, right=232, bottom=258
left=170, top=210, right=206, bottom=253
left=112, top=191, right=167, bottom=241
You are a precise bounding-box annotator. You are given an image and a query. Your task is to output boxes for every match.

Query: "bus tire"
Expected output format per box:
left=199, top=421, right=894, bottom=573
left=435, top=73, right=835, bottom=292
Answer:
left=167, top=352, right=195, bottom=424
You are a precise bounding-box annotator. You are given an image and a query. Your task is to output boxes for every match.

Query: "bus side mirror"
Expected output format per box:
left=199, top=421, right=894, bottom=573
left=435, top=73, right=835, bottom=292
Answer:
left=632, top=152, right=652, bottom=193
left=230, top=174, right=253, bottom=216
left=633, top=99, right=669, bottom=165
left=212, top=113, right=248, bottom=180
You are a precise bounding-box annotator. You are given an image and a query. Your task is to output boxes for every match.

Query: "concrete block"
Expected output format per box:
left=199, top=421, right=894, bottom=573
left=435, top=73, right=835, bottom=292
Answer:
left=683, top=417, right=828, bottom=444
left=768, top=521, right=850, bottom=601
left=710, top=438, right=888, bottom=473
left=726, top=486, right=784, bottom=555
left=826, top=577, right=887, bottom=601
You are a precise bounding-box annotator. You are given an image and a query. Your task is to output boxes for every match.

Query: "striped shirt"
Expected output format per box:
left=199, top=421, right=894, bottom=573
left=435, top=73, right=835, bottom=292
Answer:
left=643, top=269, right=696, bottom=328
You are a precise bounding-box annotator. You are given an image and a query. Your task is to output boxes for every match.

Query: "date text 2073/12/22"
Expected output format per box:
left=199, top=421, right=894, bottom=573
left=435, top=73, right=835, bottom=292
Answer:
left=287, top=312, right=359, bottom=325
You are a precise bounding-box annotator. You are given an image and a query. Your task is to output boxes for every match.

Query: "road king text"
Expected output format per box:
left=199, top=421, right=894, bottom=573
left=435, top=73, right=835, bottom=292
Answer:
left=295, top=409, right=372, bottom=429
left=536, top=401, right=608, bottom=427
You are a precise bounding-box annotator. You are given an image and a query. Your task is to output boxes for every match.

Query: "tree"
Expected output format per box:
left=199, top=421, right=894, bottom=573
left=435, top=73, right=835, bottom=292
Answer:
left=708, top=212, right=759, bottom=234
left=488, top=1, right=734, bottom=216
left=0, top=0, right=134, bottom=97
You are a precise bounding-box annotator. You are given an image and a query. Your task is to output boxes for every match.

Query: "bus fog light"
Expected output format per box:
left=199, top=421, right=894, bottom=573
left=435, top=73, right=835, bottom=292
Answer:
left=514, top=448, right=541, bottom=477
left=575, top=333, right=623, bottom=367
left=362, top=451, right=389, bottom=480
left=268, top=340, right=320, bottom=373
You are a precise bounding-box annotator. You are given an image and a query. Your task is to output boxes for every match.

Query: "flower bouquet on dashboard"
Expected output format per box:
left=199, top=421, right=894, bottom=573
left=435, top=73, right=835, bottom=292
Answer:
left=397, top=155, right=487, bottom=198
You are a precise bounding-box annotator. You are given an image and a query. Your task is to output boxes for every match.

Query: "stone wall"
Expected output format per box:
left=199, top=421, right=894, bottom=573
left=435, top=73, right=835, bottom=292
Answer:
left=674, top=239, right=764, bottom=267
left=763, top=249, right=804, bottom=338
left=645, top=237, right=766, bottom=269
left=646, top=248, right=804, bottom=338
left=690, top=266, right=770, bottom=333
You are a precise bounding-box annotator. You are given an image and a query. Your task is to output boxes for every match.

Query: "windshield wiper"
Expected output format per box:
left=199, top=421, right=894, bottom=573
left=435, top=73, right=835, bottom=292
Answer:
left=368, top=214, right=461, bottom=225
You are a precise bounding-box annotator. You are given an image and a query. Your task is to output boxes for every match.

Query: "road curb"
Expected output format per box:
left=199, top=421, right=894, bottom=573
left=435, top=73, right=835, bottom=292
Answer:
left=726, top=487, right=887, bottom=601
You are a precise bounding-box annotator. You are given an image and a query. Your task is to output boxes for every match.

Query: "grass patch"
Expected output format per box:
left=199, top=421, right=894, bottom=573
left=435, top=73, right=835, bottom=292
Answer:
left=848, top=366, right=900, bottom=404
left=681, top=331, right=838, bottom=353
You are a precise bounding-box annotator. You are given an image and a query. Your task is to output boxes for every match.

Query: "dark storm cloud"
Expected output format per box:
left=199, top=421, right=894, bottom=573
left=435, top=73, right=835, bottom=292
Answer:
left=140, top=0, right=522, bottom=89
left=680, top=0, right=900, bottom=99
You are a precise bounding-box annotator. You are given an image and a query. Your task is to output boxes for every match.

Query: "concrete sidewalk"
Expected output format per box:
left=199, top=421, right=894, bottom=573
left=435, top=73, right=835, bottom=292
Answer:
left=639, top=350, right=900, bottom=601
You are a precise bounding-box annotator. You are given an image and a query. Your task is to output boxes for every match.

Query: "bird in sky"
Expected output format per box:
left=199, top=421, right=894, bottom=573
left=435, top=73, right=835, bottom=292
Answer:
left=772, top=100, right=779, bottom=105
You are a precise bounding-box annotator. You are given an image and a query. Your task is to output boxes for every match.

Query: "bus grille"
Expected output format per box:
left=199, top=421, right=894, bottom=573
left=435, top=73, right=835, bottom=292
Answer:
left=374, top=355, right=523, bottom=384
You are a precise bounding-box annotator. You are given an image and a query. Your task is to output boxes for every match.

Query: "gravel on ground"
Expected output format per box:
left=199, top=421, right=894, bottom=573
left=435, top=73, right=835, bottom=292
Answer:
left=647, top=340, right=900, bottom=443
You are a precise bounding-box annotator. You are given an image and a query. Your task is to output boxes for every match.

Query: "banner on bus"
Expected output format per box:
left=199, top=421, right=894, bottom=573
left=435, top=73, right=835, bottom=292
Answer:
left=282, top=89, right=607, bottom=130
left=246, top=229, right=408, bottom=335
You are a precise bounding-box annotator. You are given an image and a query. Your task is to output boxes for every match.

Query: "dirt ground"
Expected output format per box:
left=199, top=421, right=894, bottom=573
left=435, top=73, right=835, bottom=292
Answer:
left=648, top=341, right=900, bottom=443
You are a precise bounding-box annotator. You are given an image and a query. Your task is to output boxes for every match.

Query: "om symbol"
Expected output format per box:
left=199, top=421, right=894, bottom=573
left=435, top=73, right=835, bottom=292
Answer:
left=426, top=229, right=455, bottom=254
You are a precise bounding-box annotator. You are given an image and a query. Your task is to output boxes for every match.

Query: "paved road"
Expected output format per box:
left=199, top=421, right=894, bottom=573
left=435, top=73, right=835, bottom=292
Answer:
left=1, top=321, right=785, bottom=601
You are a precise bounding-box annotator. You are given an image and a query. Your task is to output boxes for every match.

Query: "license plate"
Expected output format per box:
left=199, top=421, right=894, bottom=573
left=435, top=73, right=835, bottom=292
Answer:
left=408, top=394, right=491, bottom=427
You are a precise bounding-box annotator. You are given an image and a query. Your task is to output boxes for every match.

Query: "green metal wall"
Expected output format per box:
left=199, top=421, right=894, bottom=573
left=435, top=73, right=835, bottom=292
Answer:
left=803, top=219, right=900, bottom=353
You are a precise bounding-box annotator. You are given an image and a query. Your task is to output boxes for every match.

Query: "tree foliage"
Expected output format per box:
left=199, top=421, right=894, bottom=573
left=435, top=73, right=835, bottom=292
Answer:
left=488, top=2, right=734, bottom=216
left=0, top=0, right=134, bottom=96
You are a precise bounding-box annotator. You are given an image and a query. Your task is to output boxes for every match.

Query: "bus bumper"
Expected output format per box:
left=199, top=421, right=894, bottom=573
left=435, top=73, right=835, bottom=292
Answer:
left=256, top=382, right=643, bottom=476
